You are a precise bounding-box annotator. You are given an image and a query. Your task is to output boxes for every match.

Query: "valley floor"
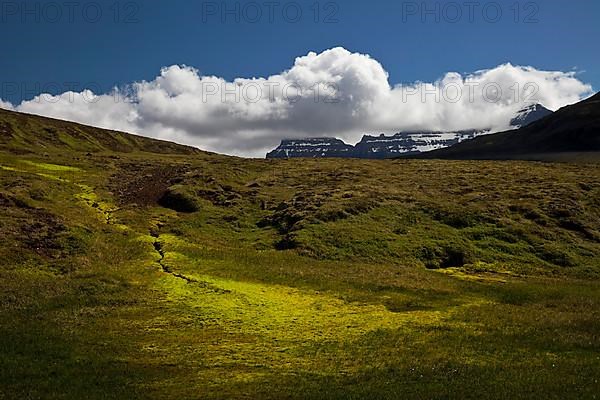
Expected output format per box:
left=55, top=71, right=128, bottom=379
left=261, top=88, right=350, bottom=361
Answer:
left=1, top=152, right=599, bottom=399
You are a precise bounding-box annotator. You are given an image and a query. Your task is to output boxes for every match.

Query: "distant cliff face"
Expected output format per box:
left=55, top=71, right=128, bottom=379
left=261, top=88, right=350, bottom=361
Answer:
left=352, top=131, right=480, bottom=159
left=266, top=137, right=354, bottom=158
left=266, top=104, right=552, bottom=159
left=266, top=131, right=481, bottom=159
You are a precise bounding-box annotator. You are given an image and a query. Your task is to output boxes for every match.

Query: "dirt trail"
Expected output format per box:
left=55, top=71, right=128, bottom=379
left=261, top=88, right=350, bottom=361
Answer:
left=149, top=230, right=198, bottom=284
left=2, top=162, right=216, bottom=288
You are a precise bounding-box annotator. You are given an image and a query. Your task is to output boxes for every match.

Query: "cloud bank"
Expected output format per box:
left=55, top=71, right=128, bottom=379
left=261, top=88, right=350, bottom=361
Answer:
left=1, top=47, right=593, bottom=157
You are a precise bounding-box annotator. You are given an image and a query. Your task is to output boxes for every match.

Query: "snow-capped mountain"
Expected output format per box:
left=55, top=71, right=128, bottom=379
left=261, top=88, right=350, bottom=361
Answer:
left=266, top=104, right=553, bottom=159
left=266, top=137, right=354, bottom=158
left=266, top=131, right=483, bottom=159
left=352, top=130, right=481, bottom=159
left=510, top=103, right=553, bottom=128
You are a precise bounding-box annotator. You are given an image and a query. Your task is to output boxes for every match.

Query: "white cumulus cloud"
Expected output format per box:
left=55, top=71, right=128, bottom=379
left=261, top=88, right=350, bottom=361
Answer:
left=2, top=47, right=593, bottom=157
left=0, top=99, right=14, bottom=111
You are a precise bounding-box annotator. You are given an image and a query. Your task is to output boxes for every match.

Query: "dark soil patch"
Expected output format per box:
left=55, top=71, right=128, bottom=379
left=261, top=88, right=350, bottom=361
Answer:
left=0, top=121, right=14, bottom=143
left=0, top=200, right=68, bottom=259
left=111, top=165, right=188, bottom=207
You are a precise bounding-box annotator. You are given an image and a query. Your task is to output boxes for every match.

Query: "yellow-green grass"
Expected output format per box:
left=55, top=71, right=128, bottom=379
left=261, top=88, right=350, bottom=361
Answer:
left=1, top=149, right=599, bottom=399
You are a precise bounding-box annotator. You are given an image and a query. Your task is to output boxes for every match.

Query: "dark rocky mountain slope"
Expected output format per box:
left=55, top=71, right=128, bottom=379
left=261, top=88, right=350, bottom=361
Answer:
left=416, top=93, right=600, bottom=160
left=510, top=103, right=553, bottom=128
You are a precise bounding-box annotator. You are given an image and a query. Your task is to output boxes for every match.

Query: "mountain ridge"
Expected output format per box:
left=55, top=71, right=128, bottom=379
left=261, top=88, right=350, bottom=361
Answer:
left=413, top=93, right=600, bottom=160
left=0, top=108, right=204, bottom=155
left=265, top=131, right=483, bottom=159
left=266, top=103, right=552, bottom=159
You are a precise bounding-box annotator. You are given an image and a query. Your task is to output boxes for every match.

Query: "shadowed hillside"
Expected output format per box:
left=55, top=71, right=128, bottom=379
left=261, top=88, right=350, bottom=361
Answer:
left=416, top=93, right=600, bottom=160
left=0, top=108, right=203, bottom=155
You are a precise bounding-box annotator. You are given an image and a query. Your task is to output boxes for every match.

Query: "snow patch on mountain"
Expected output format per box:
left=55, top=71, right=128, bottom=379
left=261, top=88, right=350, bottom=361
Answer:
left=266, top=104, right=554, bottom=159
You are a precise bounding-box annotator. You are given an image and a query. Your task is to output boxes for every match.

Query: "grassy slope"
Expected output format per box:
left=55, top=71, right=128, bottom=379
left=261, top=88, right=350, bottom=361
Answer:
left=416, top=92, right=600, bottom=161
left=1, top=111, right=600, bottom=399
left=0, top=108, right=202, bottom=155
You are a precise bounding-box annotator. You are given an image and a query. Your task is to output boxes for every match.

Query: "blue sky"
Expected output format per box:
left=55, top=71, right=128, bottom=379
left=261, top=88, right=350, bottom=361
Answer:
left=0, top=0, right=597, bottom=156
left=1, top=0, right=598, bottom=103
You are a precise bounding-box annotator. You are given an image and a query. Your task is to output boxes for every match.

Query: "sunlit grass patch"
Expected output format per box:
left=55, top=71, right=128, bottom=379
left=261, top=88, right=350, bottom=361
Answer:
left=433, top=262, right=523, bottom=283
left=21, top=160, right=82, bottom=172
left=435, top=268, right=511, bottom=283
left=154, top=257, right=470, bottom=379
left=159, top=266, right=447, bottom=341
left=150, top=235, right=491, bottom=375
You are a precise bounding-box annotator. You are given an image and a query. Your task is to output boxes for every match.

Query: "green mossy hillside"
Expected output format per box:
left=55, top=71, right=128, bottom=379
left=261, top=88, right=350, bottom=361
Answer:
left=1, top=110, right=599, bottom=399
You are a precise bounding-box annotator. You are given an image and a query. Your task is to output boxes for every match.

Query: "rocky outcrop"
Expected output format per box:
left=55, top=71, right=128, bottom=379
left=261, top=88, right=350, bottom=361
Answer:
left=266, top=137, right=354, bottom=158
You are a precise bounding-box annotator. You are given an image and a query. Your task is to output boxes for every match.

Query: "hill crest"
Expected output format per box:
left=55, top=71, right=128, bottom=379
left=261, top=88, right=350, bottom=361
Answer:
left=0, top=108, right=203, bottom=156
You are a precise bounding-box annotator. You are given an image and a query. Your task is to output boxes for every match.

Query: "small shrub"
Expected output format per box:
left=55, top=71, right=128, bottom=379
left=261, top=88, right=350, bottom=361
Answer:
left=534, top=244, right=576, bottom=267
left=11, top=195, right=34, bottom=209
left=419, top=243, right=474, bottom=269
left=428, top=207, right=489, bottom=229
left=275, top=234, right=299, bottom=250
left=28, top=187, right=48, bottom=201
left=393, top=226, right=409, bottom=235
left=344, top=198, right=376, bottom=216
left=59, top=233, right=88, bottom=256
left=469, top=228, right=520, bottom=244
left=158, top=186, right=200, bottom=213
left=315, top=208, right=350, bottom=223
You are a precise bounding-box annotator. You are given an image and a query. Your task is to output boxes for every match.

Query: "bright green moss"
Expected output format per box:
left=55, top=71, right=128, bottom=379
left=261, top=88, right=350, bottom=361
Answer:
left=21, top=160, right=82, bottom=172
